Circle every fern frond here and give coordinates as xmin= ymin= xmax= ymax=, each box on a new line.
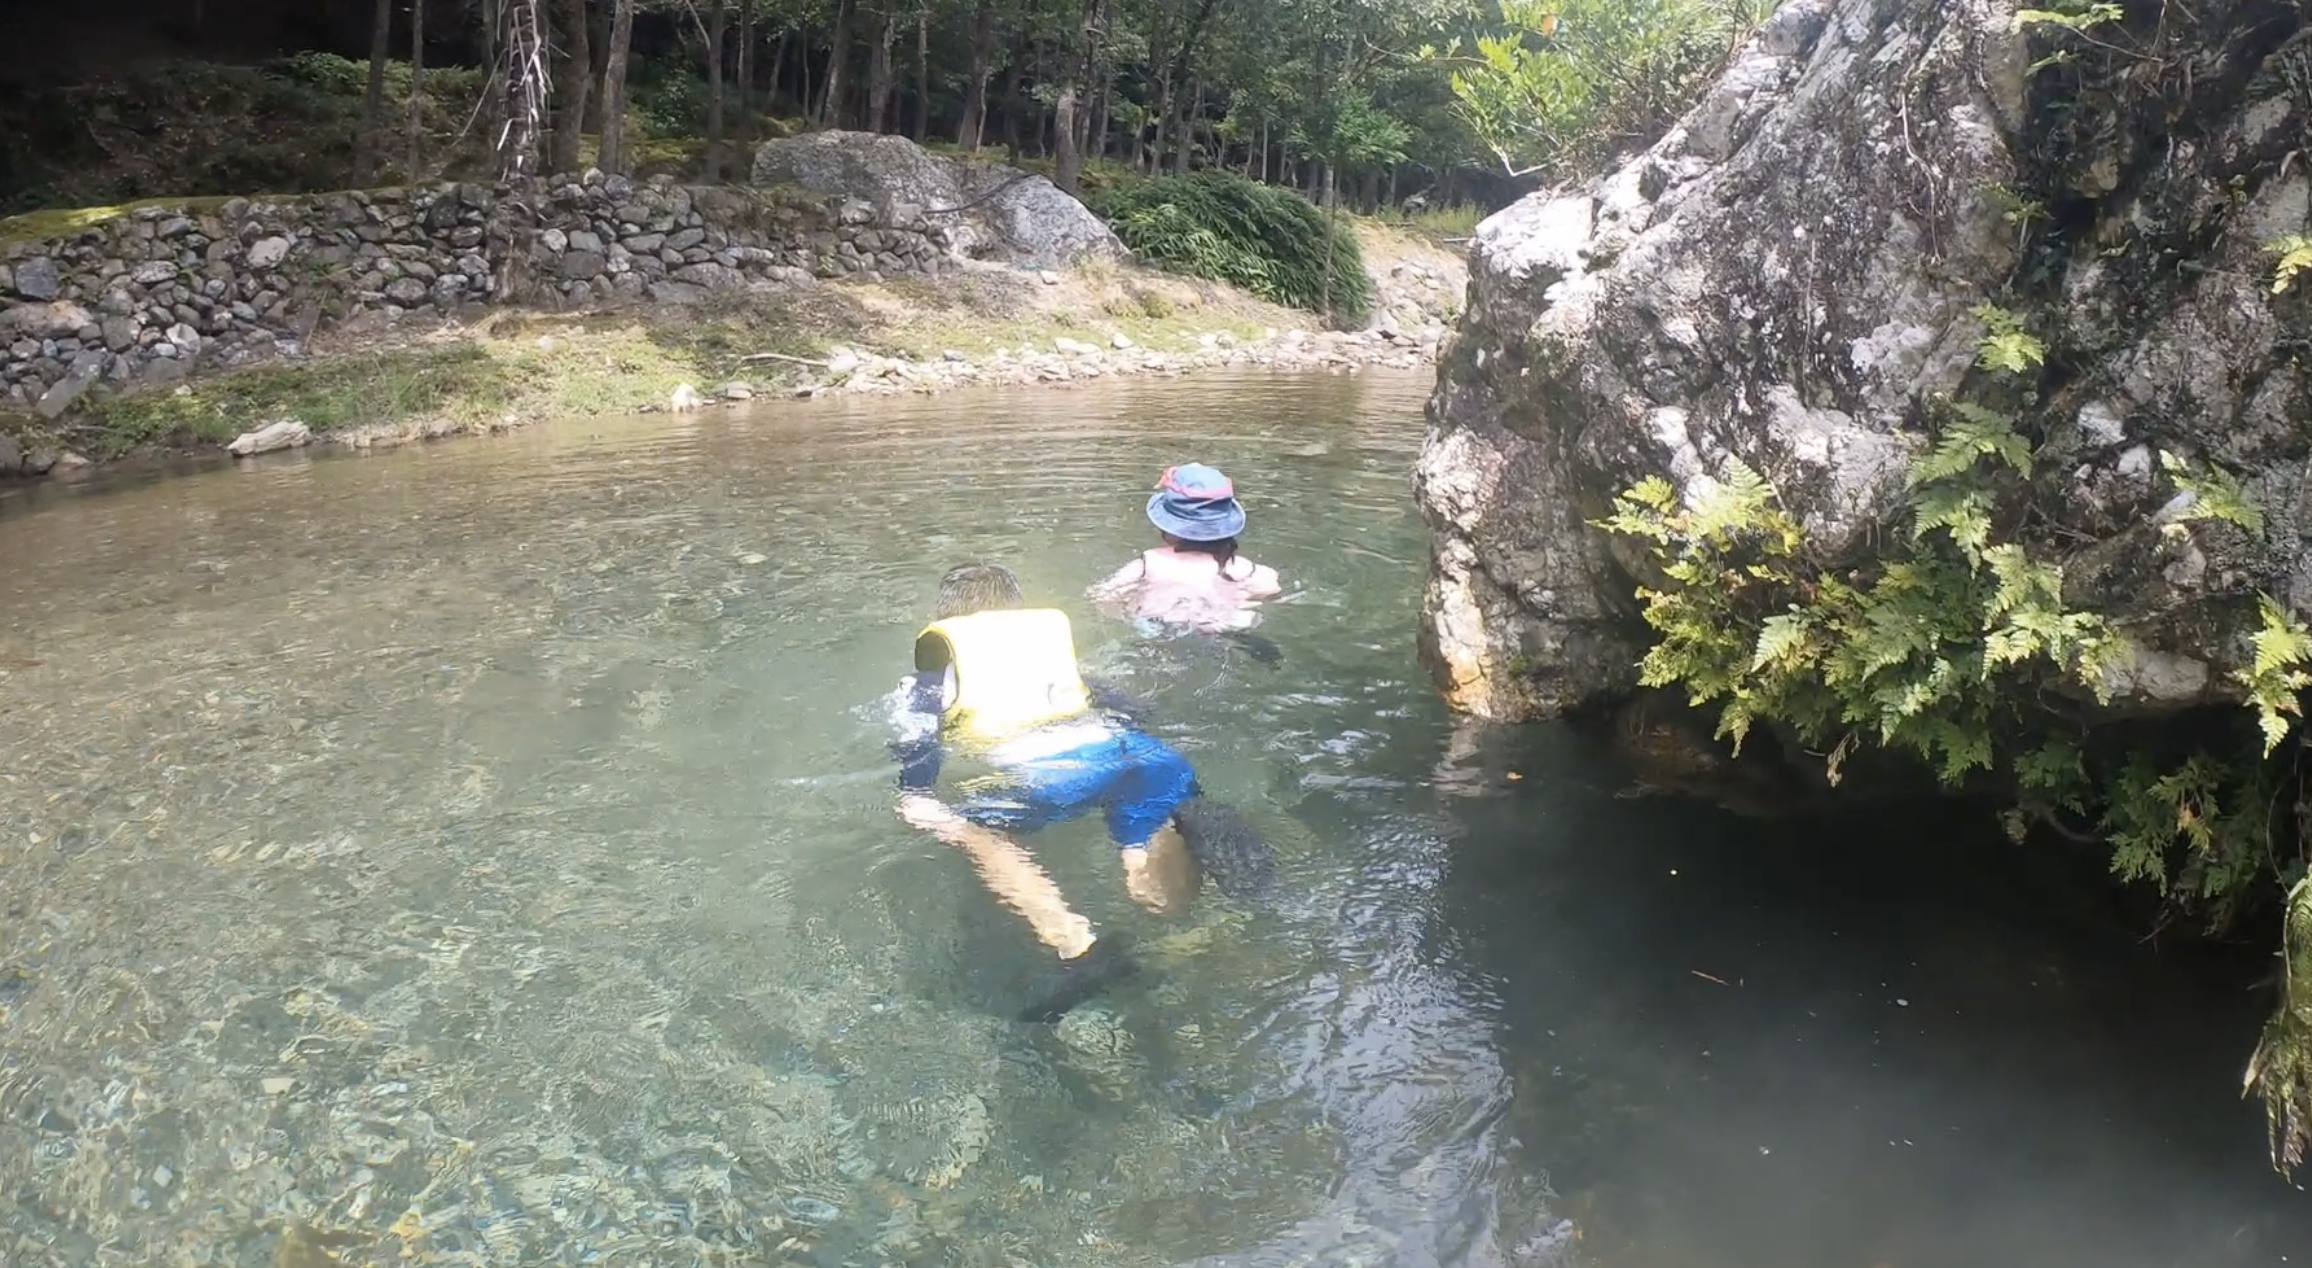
xmin=2269 ymin=234 xmax=2312 ymax=295
xmin=2161 ymin=452 xmax=2266 ymax=535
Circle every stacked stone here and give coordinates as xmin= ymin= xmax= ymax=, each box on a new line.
xmin=0 ymin=174 xmax=954 ymax=417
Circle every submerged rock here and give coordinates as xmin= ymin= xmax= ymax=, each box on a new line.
xmin=1415 ymin=0 xmax=2312 ymax=723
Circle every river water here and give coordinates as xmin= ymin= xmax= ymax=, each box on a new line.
xmin=1 ymin=369 xmax=2307 ymax=1268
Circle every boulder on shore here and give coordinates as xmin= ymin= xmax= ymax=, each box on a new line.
xmin=750 ymin=131 xmax=1125 ymax=272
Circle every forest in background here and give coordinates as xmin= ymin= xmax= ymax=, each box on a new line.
xmin=0 ymin=0 xmax=1777 ymax=224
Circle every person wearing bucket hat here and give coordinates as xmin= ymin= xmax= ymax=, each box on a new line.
xmin=1089 ymin=462 xmax=1281 ymax=633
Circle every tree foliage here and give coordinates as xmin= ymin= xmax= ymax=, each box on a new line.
xmin=4 ymin=0 xmax=1752 ymax=228
xmin=1432 ymin=0 xmax=1773 ymax=179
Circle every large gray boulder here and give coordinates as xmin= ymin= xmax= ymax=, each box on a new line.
xmin=1415 ymin=0 xmax=2312 ymax=722
xmin=750 ymin=130 xmax=1125 ymax=271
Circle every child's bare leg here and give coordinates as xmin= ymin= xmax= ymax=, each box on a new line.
xmin=899 ymin=795 xmax=1096 ymax=958
xmin=1119 ymin=822 xmax=1197 ymax=915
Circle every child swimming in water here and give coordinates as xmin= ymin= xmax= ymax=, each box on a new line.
xmin=891 ymin=563 xmax=1275 ymax=1020
xmin=1088 ymin=463 xmax=1282 ymax=635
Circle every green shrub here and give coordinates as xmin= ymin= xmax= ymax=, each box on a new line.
xmin=1091 ymin=172 xmax=1373 ymax=324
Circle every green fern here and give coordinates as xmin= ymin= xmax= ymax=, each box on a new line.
xmin=2236 ymin=593 xmax=2312 ymax=755
xmin=1909 ymin=400 xmax=2034 ymax=488
xmin=2161 ymin=452 xmax=2266 ymax=535
xmin=2268 ymin=234 xmax=2312 ymax=295
xmin=2012 ymin=2 xmax=2123 ymax=33
xmin=1969 ymin=303 xmax=2048 ymax=375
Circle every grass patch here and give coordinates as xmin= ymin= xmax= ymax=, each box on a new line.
xmin=0 ymin=195 xmax=246 ymax=248
xmin=60 ymin=318 xmax=748 ymax=458
xmin=1367 ymin=203 xmax=1486 ymax=241
xmin=71 ymin=345 xmax=515 ymax=457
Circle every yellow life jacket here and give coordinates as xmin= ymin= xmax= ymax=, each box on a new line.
xmin=915 ymin=608 xmax=1094 ymax=743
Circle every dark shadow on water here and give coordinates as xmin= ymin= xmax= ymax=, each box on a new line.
xmin=1431 ymin=721 xmax=2312 ymax=1268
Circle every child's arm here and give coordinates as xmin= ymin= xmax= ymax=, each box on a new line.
xmin=889 ymin=670 xmax=947 ymax=790
xmin=1084 ymin=676 xmax=1156 ymax=726
xmin=1086 ymin=556 xmax=1145 ymax=602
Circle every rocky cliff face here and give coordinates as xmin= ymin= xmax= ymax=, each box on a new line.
xmin=1415 ymin=0 xmax=2311 ymax=722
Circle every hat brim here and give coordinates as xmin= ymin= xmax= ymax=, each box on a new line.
xmin=1147 ymin=491 xmax=1246 ymax=541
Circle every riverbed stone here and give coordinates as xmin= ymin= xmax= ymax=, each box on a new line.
xmin=3 ymin=299 xmax=94 ymax=340
xmin=246 ymin=236 xmax=292 ymax=268
xmin=558 ymin=250 xmax=607 ymax=282
xmin=671 ymin=262 xmax=743 ymax=290
xmin=12 ymin=257 xmax=60 ymax=300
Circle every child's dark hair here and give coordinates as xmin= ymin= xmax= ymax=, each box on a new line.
xmin=1158 ymin=532 xmax=1249 ymax=579
xmin=936 ymin=563 xmax=1025 ymax=619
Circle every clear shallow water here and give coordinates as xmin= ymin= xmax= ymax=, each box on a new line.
xmin=0 ymin=368 xmax=2306 ymax=1268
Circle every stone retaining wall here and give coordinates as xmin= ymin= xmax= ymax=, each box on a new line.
xmin=0 ymin=171 xmax=953 ymax=418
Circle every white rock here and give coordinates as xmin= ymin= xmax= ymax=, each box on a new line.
xmin=226 ymin=419 xmax=312 ymax=457
xmin=669 ymin=383 xmax=706 ymax=411
xmin=1110 ymin=333 xmax=1135 ymax=349
xmin=246 ymin=236 xmax=292 ymax=269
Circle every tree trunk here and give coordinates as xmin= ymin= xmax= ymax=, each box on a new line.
xmin=1157 ymin=0 xmax=1219 ymax=174
xmin=822 ymin=0 xmax=854 ymax=127
xmin=802 ymin=28 xmax=821 ymax=120
xmin=1169 ymin=75 xmax=1199 ymax=174
xmin=495 ymin=0 xmax=550 ymax=302
xmin=768 ymin=29 xmax=788 ymax=109
xmin=1050 ymin=0 xmax=1101 ymax=195
xmin=912 ymin=2 xmax=930 ymax=141
xmin=498 ymin=0 xmax=548 ymax=184
xmin=405 ymin=0 xmax=426 ymax=180
xmin=867 ymin=2 xmax=896 ymax=133
xmin=736 ymin=0 xmax=755 ymax=155
xmin=1147 ymin=67 xmax=1172 ymax=172
xmin=598 ymin=0 xmax=635 ymax=173
xmin=704 ymin=0 xmax=727 ymax=179
xmin=1318 ymin=162 xmax=1338 ymax=324
xmin=353 ymin=0 xmax=393 ymax=185
xmin=999 ymin=54 xmax=1023 ymax=161
xmin=548 ymin=0 xmax=591 ymax=176
xmin=958 ymin=0 xmax=996 ymax=151
xmin=1087 ymin=58 xmax=1112 ymax=160
xmin=583 ymin=0 xmax=612 ymax=129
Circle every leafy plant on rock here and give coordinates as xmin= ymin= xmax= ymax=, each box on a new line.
xmin=1597 ymin=299 xmax=2312 ymax=1175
